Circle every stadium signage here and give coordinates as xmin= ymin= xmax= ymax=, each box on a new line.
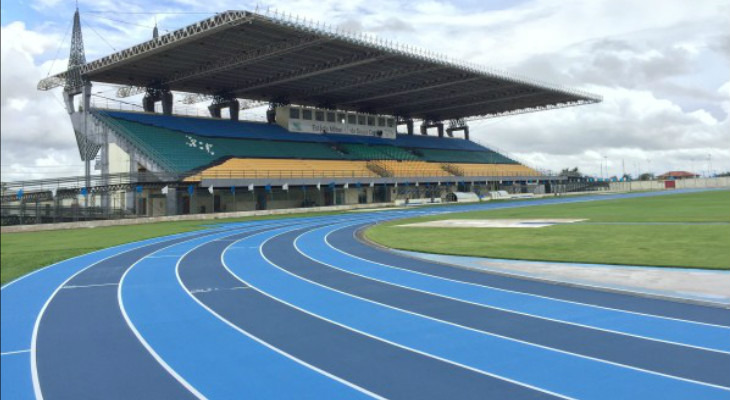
xmin=278 ymin=106 xmax=396 ymax=139
xmin=185 ymin=135 xmax=215 ymax=156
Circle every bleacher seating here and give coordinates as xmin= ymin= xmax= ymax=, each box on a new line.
xmin=341 ymin=144 xmax=418 ymax=161
xmin=97 ymin=114 xmax=346 ymax=173
xmin=94 ymin=110 xmax=539 ymax=179
xmin=97 ymin=110 xmax=487 ymax=150
xmin=373 ymin=161 xmax=451 ymax=177
xmin=187 ymin=158 xmax=378 ymax=181
xmin=417 ymin=148 xmax=517 ymax=164
xmin=450 ymin=163 xmax=539 ymax=177
xmin=376 ymin=145 xmax=418 ymax=160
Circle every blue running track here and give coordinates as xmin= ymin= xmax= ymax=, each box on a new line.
xmin=2 ymin=189 xmax=729 ymax=399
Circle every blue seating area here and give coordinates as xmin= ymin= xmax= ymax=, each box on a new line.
xmin=97 ymin=110 xmax=488 ymax=151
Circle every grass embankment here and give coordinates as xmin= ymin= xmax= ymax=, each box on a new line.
xmin=0 ymin=211 xmax=344 ymax=285
xmin=366 ymin=190 xmax=730 ymax=269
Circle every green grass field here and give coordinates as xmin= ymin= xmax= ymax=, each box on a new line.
xmin=366 ymin=190 xmax=730 ymax=270
xmin=0 ymin=210 xmax=345 ymax=285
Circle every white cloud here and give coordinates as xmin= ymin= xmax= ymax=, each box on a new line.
xmin=2 ymin=0 xmax=729 ymax=182
xmin=470 ymin=83 xmax=730 ymax=176
xmin=1 ymin=22 xmax=81 ymax=180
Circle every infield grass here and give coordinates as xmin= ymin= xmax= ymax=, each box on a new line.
xmin=0 ymin=210 xmax=344 ymax=285
xmin=365 ymin=190 xmax=730 ymax=270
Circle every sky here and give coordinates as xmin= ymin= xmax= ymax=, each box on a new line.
xmin=1 ymin=0 xmax=729 ymax=181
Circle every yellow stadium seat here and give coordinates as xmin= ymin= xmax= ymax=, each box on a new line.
xmin=447 ymin=163 xmax=539 ymax=177
xmin=185 ymin=158 xmax=379 ymax=181
xmin=372 ymin=161 xmax=451 ymax=177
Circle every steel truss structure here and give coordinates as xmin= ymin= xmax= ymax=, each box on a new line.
xmin=39 ymin=9 xmax=600 ymax=121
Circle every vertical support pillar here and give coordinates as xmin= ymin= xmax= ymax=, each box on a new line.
xmin=82 ymin=82 xmax=92 ymax=208
xmin=143 ymin=87 xmax=172 ymax=114
xmin=126 ymin=152 xmax=138 ymax=213
xmin=208 ymin=104 xmax=222 ymax=118
xmin=165 ymin=187 xmax=178 ymax=216
xmin=229 ymin=100 xmax=240 ymax=121
xmin=100 ymin=125 xmax=110 ymax=209
xmin=162 ymin=91 xmax=173 ymax=115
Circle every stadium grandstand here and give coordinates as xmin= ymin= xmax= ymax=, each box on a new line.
xmin=1 ymin=8 xmax=601 ymax=225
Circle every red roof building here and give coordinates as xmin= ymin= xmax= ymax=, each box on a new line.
xmin=657 ymin=171 xmax=700 ymax=180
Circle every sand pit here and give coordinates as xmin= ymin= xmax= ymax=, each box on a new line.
xmin=398 ymin=219 xmax=586 ymax=228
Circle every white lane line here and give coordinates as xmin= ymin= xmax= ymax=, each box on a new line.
xmin=1 ymin=230 xmax=202 ymax=291
xmin=220 ymin=229 xmax=574 ymax=400
xmin=114 ymin=220 xmax=324 ymax=399
xmin=282 ymin=228 xmax=730 ymax=392
xmin=29 ymin=232 xmax=216 ymax=400
xmin=146 ymin=255 xmax=187 ymax=259
xmin=189 ymin=286 xmax=250 ymax=294
xmin=63 ymin=283 xmax=119 ymax=289
xmin=303 ymin=224 xmax=730 ymax=355
xmin=340 ymin=223 xmax=730 ymax=330
xmin=30 ymin=225 xmax=255 ymax=400
xmin=1 ymin=349 xmax=31 ymax=356
xmin=172 ymin=224 xmax=385 ymax=400
xmin=118 ymin=230 xmax=254 ymax=400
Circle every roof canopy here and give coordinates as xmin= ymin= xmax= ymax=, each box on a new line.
xmin=39 ymin=10 xmax=601 ymax=121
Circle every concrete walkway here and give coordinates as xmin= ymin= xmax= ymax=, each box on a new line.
xmin=395 ymin=250 xmax=730 ymax=307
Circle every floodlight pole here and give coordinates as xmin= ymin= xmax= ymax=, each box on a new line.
xmin=707 ymin=154 xmax=712 ymax=178
xmin=64 ymin=8 xmax=96 ymax=208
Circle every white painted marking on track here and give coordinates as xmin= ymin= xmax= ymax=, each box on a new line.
xmin=307 ymin=223 xmax=730 ymax=355
xmin=189 ymin=286 xmax=250 ymax=294
xmin=29 ymin=225 xmax=251 ymax=400
xmin=118 ymin=233 xmax=242 ymax=400
xmin=62 ymin=283 xmax=119 ymax=289
xmin=25 ymin=217 xmax=365 ymax=400
xmin=28 ymin=234 xmax=205 ymax=400
xmin=1 ymin=230 xmax=199 ymax=291
xmin=278 ymin=227 xmax=730 ymax=392
xmin=1 ymin=349 xmax=30 ymax=356
xmin=220 ymin=228 xmax=575 ymax=400
xmin=172 ymin=225 xmax=386 ymax=400
xmin=146 ymin=255 xmax=187 ymax=259
xmin=340 ymin=223 xmax=730 ymax=330
xmin=114 ymin=218 xmax=369 ymax=399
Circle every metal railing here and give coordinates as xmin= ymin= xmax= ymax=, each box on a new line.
xmin=2 ymin=171 xmax=180 ymax=192
xmin=1 ymin=204 xmax=132 ymax=226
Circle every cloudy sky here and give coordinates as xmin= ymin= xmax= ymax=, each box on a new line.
xmin=1 ymin=0 xmax=728 ymax=181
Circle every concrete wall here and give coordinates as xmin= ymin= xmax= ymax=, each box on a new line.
xmin=609 ymin=177 xmax=730 ymax=192
xmin=108 ymin=142 xmax=130 ymax=175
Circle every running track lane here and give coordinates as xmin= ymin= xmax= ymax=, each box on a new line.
xmin=120 ymin=223 xmax=379 ymax=399
xmin=1 ymin=230 xmax=204 ymax=400
xmin=32 ymin=230 xmax=239 ymax=399
xmin=14 ymin=216 xmax=371 ymax=399
xmin=177 ymin=225 xmax=553 ymax=399
xmin=30 ymin=217 xmax=350 ymax=399
xmin=331 ymin=223 xmax=730 ymax=326
xmin=307 ymin=222 xmax=730 ymax=352
xmin=289 ymin=224 xmax=730 ymax=387
xmin=224 ymin=227 xmax=730 ymax=399
xmin=3 ymin=188 xmax=729 ymax=399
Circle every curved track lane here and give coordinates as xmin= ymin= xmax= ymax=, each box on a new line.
xmin=2 ymin=189 xmax=729 ymax=399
